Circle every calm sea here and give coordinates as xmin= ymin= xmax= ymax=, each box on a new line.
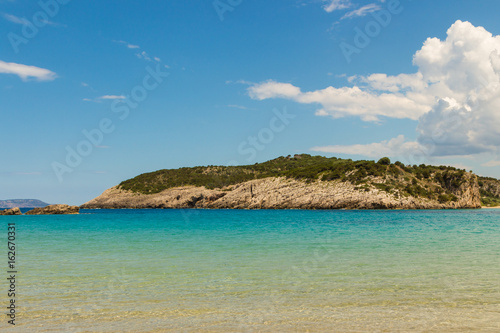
xmin=1 ymin=209 xmax=499 ymax=332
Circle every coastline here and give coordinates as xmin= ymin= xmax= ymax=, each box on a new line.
xmin=81 ymin=175 xmax=482 ymax=210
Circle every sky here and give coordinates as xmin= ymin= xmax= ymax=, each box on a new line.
xmin=1 ymin=0 xmax=500 ymax=205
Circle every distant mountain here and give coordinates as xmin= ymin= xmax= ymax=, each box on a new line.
xmin=0 ymin=199 xmax=49 ymax=209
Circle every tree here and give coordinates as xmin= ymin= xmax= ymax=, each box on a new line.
xmin=377 ymin=157 xmax=391 ymax=165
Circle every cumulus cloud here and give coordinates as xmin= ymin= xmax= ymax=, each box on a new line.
xmin=249 ymin=20 xmax=500 ymax=157
xmin=0 ymin=60 xmax=57 ymax=81
xmin=249 ymin=81 xmax=301 ymax=100
xmin=248 ymin=79 xmax=428 ymax=121
xmin=414 ymin=21 xmax=500 ymax=156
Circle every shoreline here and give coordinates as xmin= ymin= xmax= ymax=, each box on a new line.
xmin=79 ymin=207 xmax=485 ymax=211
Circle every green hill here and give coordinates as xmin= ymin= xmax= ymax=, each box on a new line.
xmin=117 ymin=154 xmax=498 ymax=205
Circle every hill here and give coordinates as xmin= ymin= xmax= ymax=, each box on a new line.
xmin=82 ymin=155 xmax=500 ymax=210
xmin=0 ymin=199 xmax=49 ymax=209
xmin=478 ymin=176 xmax=500 ymax=207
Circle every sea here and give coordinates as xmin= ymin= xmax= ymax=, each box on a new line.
xmin=1 ymin=209 xmax=499 ymax=332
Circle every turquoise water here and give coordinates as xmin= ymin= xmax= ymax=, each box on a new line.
xmin=1 ymin=209 xmax=499 ymax=332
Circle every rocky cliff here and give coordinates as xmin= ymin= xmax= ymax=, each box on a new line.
xmin=82 ymin=155 xmax=484 ymax=210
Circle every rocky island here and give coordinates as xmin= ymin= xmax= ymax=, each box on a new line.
xmin=82 ymin=155 xmax=500 ymax=210
xmin=0 ymin=205 xmax=80 ymax=216
xmin=24 ymin=204 xmax=80 ymax=215
xmin=0 ymin=207 xmax=22 ymax=216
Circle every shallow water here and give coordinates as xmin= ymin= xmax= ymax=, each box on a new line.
xmin=2 ymin=209 xmax=499 ymax=332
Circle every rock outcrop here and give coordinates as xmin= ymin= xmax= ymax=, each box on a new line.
xmin=0 ymin=207 xmax=22 ymax=216
xmin=81 ymin=175 xmax=482 ymax=210
xmin=25 ymin=204 xmax=79 ymax=215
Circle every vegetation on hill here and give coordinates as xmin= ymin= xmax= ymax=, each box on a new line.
xmin=478 ymin=176 xmax=500 ymax=207
xmin=118 ymin=154 xmax=492 ymax=204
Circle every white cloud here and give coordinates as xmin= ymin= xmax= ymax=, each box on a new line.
xmin=341 ymin=3 xmax=381 ymax=20
xmin=2 ymin=13 xmax=63 ymax=27
xmin=323 ymin=0 xmax=352 ymax=12
xmin=248 ymin=80 xmax=428 ymax=121
xmin=2 ymin=13 xmax=28 ymax=25
xmin=113 ymin=40 xmax=140 ymax=49
xmin=249 ymin=80 xmax=301 ymax=100
xmin=136 ymin=51 xmax=153 ymax=62
xmin=358 ymin=73 xmax=427 ymax=92
xmin=98 ymin=95 xmax=126 ymax=100
xmin=414 ymin=21 xmax=500 ymax=156
xmin=38 ymin=18 xmax=64 ymax=27
xmin=312 ymin=135 xmax=422 ymax=158
xmin=113 ymin=40 xmax=167 ymax=66
xmin=482 ymin=160 xmax=500 ymax=167
xmin=0 ymin=60 xmax=57 ymax=81
xmin=249 ymin=20 xmax=500 ymax=157
xmin=227 ymin=104 xmax=252 ymax=110
xmin=85 ymin=95 xmax=126 ymax=102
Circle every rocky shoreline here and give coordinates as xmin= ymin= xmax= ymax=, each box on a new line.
xmin=81 ymin=176 xmax=482 ymax=210
xmin=0 ymin=207 xmax=22 ymax=216
xmin=0 ymin=204 xmax=79 ymax=216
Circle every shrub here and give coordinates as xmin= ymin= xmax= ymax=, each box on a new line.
xmin=117 ymin=154 xmax=481 ymax=195
xmin=438 ymin=194 xmax=459 ymax=203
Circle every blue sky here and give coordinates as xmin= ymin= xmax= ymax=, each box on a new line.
xmin=1 ymin=0 xmax=500 ymax=205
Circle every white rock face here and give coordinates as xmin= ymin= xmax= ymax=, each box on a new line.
xmin=81 ymin=176 xmax=481 ymax=210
